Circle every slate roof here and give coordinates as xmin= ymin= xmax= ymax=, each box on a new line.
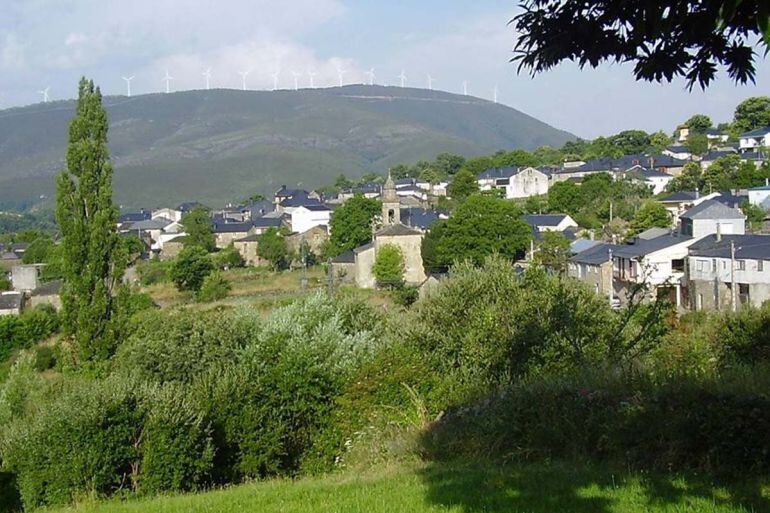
xmin=280 ymin=196 xmax=325 ymax=208
xmin=570 ymin=238 xmax=602 ymax=255
xmin=118 ymin=210 xmax=151 ymax=223
xmin=741 ymin=151 xmax=766 ymax=161
xmin=659 ymin=191 xmax=698 ymax=203
xmin=637 ymin=227 xmax=670 ymax=240
xmin=750 ymin=184 xmax=770 ymax=191
xmin=275 ymin=186 xmax=309 ymax=198
xmin=575 ymin=154 xmax=687 ymax=174
xmin=705 ymin=128 xmax=724 ymax=136
xmin=612 ymin=233 xmax=692 ymax=259
xmin=523 ymin=214 xmax=569 ymax=227
xmin=32 ymin=280 xmax=62 ymax=296
xmin=477 ymin=167 xmax=520 ymax=180
xmin=1 ymin=252 xmax=20 ymax=261
xmin=251 ymin=217 xmax=284 ymax=228
xmin=712 ymin=191 xmax=747 ymax=209
xmin=0 ymin=292 xmax=22 ymax=311
xmin=127 ymin=218 xmax=172 ymax=231
xmin=626 ymin=167 xmax=672 ymax=179
xmin=212 ymin=221 xmax=254 ymax=233
xmin=571 ymin=243 xmax=621 ymax=265
xmin=680 ymin=199 xmax=744 ymax=220
xmin=376 ymin=224 xmax=422 ymax=237
xmin=234 ymin=234 xmax=260 ymax=242
xmin=297 ymin=204 xmax=332 ymax=212
xmin=353 ymin=242 xmax=375 ymax=253
xmin=331 ymin=250 xmax=355 ymax=264
xmin=739 ymin=126 xmax=770 ymax=138
xmin=702 ymin=150 xmax=736 ymax=161
xmin=689 ymin=234 xmax=770 ymax=260
xmin=401 ymin=208 xmax=442 ymax=230
xmin=665 ymin=145 xmax=690 ymax=153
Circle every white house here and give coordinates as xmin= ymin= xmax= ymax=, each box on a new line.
xmin=748 ymin=184 xmax=770 ymax=211
xmin=477 ymin=167 xmax=549 ymax=199
xmin=290 ymin=204 xmax=332 ymax=234
xmin=522 ymin=214 xmax=578 ymax=233
xmin=623 ymin=166 xmax=673 ymax=195
xmin=152 ymin=207 xmax=182 ymax=223
xmin=679 ymin=199 xmax=745 ymax=239
xmin=687 ymin=234 xmax=770 ymax=310
xmin=663 ymin=146 xmax=692 ymax=160
xmin=739 ymin=126 xmax=770 ymax=152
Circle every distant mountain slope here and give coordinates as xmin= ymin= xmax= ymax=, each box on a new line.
xmin=0 ymin=85 xmax=574 ymax=210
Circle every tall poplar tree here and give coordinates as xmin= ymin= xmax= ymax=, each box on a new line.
xmin=56 ymin=78 xmax=126 ymax=362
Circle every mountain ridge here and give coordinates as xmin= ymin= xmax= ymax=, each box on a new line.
xmin=0 ymin=85 xmax=574 ymax=210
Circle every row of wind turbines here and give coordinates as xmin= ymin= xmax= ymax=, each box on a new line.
xmin=35 ymin=67 xmax=500 ymax=104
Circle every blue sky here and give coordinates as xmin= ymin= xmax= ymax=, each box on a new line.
xmin=1 ymin=0 xmax=768 ymax=139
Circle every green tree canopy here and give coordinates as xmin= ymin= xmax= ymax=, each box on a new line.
xmin=181 ymin=206 xmax=215 ymax=252
xmin=421 ymin=195 xmax=531 ymax=272
xmin=170 ymin=246 xmax=213 ymax=292
xmin=447 ymin=169 xmax=480 ymax=202
xmin=547 ymin=181 xmax=581 ymax=214
xmin=327 ymin=194 xmax=381 ymax=257
xmin=257 ymin=227 xmax=290 ymax=270
xmin=685 ymin=133 xmax=709 ymax=156
xmin=55 ymin=78 xmax=127 ymax=362
xmin=372 ymin=244 xmax=405 ymax=289
xmin=534 ymin=231 xmax=571 ymax=274
xmin=733 ymin=96 xmax=770 ymax=133
xmin=630 ymin=201 xmax=671 ymax=235
xmin=21 ymin=236 xmax=54 ymax=265
xmin=685 ymin=114 xmax=713 ymax=134
xmin=649 ymin=131 xmax=672 ymax=152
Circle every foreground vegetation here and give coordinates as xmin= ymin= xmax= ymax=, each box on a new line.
xmin=48 ymin=461 xmax=769 ymax=513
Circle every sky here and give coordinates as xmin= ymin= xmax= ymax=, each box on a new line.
xmin=1 ymin=0 xmax=769 ymax=139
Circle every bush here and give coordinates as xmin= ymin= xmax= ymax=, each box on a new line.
xmin=170 ymin=247 xmax=213 ymax=292
xmin=33 ymin=346 xmax=56 ymax=372
xmin=0 ymin=305 xmax=59 ymax=362
xmin=195 ymin=272 xmax=231 ymax=303
xmin=421 ymin=371 xmax=770 ymax=476
xmin=136 ymin=260 xmax=172 ymax=286
xmin=0 ymin=276 xmax=10 ymax=292
xmin=392 ymin=284 xmax=419 ymax=307
xmin=212 ymin=245 xmax=244 ymax=270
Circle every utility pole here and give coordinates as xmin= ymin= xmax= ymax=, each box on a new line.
xmin=609 ymin=201 xmax=613 ymax=223
xmin=327 ymin=257 xmax=334 ymax=296
xmin=608 ymin=247 xmax=614 ymax=307
xmin=730 ymin=240 xmax=737 ymax=312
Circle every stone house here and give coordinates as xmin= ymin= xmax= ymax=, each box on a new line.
xmin=686 ymin=234 xmax=770 ymax=311
xmin=477 ymin=166 xmax=550 ymax=199
xmin=679 ymin=199 xmax=746 ymax=239
xmin=29 ymin=280 xmax=63 ymax=311
xmin=568 ymin=243 xmax=618 ymax=298
xmin=0 ymin=291 xmax=23 ymax=316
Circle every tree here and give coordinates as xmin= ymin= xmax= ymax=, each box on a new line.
xmin=703 ymin=154 xmax=742 ymax=192
xmin=609 ymin=130 xmax=650 ymax=154
xmin=447 ymin=169 xmax=480 ymax=202
xmin=685 ymin=133 xmax=709 ymax=156
xmin=372 ymin=244 xmax=405 ymax=289
xmin=649 ymin=131 xmax=672 ymax=152
xmin=741 ymin=201 xmax=767 ymax=232
xmin=422 ymin=195 xmax=531 ymax=272
xmin=21 ymin=236 xmax=54 ymax=264
xmin=535 ymin=231 xmax=571 ymax=274
xmin=512 ymin=1 xmax=769 ymax=89
xmin=669 ymin=162 xmax=704 ymax=191
xmin=257 ymin=227 xmax=290 ymax=270
xmin=630 ymin=201 xmax=671 ymax=234
xmin=733 ymin=96 xmax=770 ymax=133
xmin=181 ymin=206 xmax=215 ymax=252
xmin=213 ymin=244 xmax=244 ymax=270
xmin=685 ymin=114 xmax=713 ymax=134
xmin=334 ymin=174 xmax=353 ymax=190
xmin=434 ymin=153 xmax=466 ymax=175
xmin=55 ymin=78 xmax=127 ymax=362
xmin=170 ymin=246 xmax=213 ymax=292
xmin=547 ymin=181 xmax=581 ymax=214
xmin=195 ymin=272 xmax=232 ymax=302
xmin=493 ymin=149 xmax=539 ymax=168
xmin=327 ymin=194 xmax=381 ymax=256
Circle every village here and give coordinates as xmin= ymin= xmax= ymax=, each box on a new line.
xmin=2 ymin=124 xmax=769 ymax=317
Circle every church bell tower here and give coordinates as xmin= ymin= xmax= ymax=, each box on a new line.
xmin=382 ymin=172 xmax=401 ymax=226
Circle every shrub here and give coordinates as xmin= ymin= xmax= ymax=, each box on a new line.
xmin=136 ymin=260 xmax=172 ymax=286
xmin=169 ymin=246 xmax=213 ymax=292
xmin=33 ymin=346 xmax=56 ymax=372
xmin=195 ymin=272 xmax=231 ymax=302
xmin=372 ymin=244 xmax=405 ymax=289
xmin=212 ymin=244 xmax=244 ymax=270
xmin=392 ymin=284 xmax=419 ymax=307
xmin=0 ymin=277 xmax=10 ymax=292
xmin=0 ymin=305 xmax=59 ymax=362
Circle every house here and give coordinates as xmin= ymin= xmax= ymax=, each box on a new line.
xmin=0 ymin=291 xmax=23 ymax=316
xmin=232 ymin=235 xmax=264 ymax=267
xmin=611 ymin=233 xmax=697 ymax=308
xmin=290 ymin=204 xmax=332 ymax=234
xmin=622 ymin=166 xmax=673 ymax=195
xmin=395 ymin=185 xmax=429 ymax=202
xmin=477 ymin=167 xmax=549 ymax=199
xmin=11 ymin=264 xmax=42 ymax=293
xmin=212 ymin=220 xmax=257 ymax=249
xmin=686 ymin=234 xmax=770 ymax=310
xmin=118 ymin=209 xmax=151 ymax=225
xmin=160 ymin=236 xmax=186 ymax=260
xmin=676 ymin=125 xmax=690 ymax=143
xmin=152 ymin=207 xmax=183 ymax=223
xmin=705 ymin=128 xmax=729 ymax=144
xmin=700 ymin=149 xmax=738 ymax=169
xmin=29 ymin=280 xmax=62 ymax=311
xmin=658 ymin=190 xmax=717 ymax=225
xmin=663 ymin=145 xmax=692 ymax=160
xmin=274 ymin=186 xmax=319 ymax=206
xmin=331 ymin=250 xmax=356 ymax=283
xmin=738 ymin=126 xmax=770 ymax=152
xmin=522 ymin=214 xmax=578 ymax=233
xmin=568 ymin=243 xmax=619 ymax=297
xmin=679 ymin=199 xmax=745 ymax=239
xmin=400 ymin=208 xmax=446 ymax=232
xmin=123 ymin=218 xmax=173 ymax=249
xmin=286 ymin=225 xmax=329 ymax=260
xmin=749 ymin=183 xmax=770 ymax=211
xmin=177 ymin=202 xmax=208 ymax=214
xmin=252 ymin=216 xmax=285 ymax=235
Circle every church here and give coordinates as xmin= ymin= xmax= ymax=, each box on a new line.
xmin=332 ymin=174 xmax=427 ymax=288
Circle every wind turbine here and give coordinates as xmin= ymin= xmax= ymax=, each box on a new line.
xmin=291 ymin=71 xmax=301 ymax=91
xmin=237 ymin=70 xmax=251 ymax=91
xmin=398 ymin=70 xmax=407 ymax=88
xmin=427 ymin=74 xmax=435 ymax=91
xmin=307 ymin=69 xmax=316 ymax=88
xmin=38 ymin=87 xmax=50 ymax=103
xmin=336 ymin=65 xmax=346 ymax=87
xmin=462 ymin=80 xmax=468 ymax=96
xmin=162 ymin=70 xmax=173 ymax=93
xmin=122 ymin=76 xmax=134 ymax=97
xmin=202 ymin=68 xmax=212 ymax=90
xmin=271 ymin=69 xmax=281 ymax=91
xmin=493 ymin=84 xmax=499 ymax=103
xmin=364 ymin=68 xmax=375 ymax=86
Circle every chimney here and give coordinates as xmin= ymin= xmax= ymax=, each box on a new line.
xmin=716 ymin=222 xmax=722 ymax=242
xmin=695 ymin=187 xmax=700 ymax=199
xmin=766 ymin=178 xmax=769 ymax=187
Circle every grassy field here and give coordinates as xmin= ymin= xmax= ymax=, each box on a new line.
xmin=50 ymin=461 xmax=769 ymax=513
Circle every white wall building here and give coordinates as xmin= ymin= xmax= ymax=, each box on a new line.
xmin=748 ymin=184 xmax=770 ymax=211
xmin=290 ymin=205 xmax=332 ymax=234
xmin=739 ymin=127 xmax=770 ymax=152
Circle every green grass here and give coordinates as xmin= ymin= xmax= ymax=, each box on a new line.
xmin=50 ymin=461 xmax=769 ymax=513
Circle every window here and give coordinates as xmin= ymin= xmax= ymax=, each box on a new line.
xmin=759 ymin=260 xmax=765 ymax=272
xmin=712 ymin=259 xmax=717 ymax=272
xmin=696 ymin=260 xmax=708 ymax=272
xmin=737 ymin=260 xmax=746 ymax=271
xmin=672 ymin=259 xmax=685 ymax=272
